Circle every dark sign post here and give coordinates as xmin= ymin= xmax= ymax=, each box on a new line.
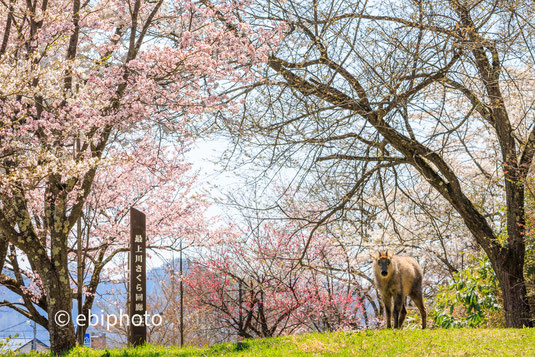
xmin=129 ymin=207 xmax=146 ymax=346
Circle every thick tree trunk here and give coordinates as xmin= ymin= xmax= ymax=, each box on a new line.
xmin=48 ymin=314 xmax=76 ymax=354
xmin=45 ymin=272 xmax=76 ymax=354
xmin=492 ymin=250 xmax=533 ymax=328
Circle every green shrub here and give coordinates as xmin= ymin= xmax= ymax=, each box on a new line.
xmin=431 ymin=255 xmax=503 ymax=328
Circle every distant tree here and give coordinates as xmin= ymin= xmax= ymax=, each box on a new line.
xmin=185 ymin=220 xmax=365 ymax=340
xmin=147 ymin=259 xmax=229 ymax=346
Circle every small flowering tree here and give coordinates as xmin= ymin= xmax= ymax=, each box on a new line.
xmin=185 ymin=221 xmax=365 ymax=340
xmin=0 ymin=0 xmax=279 ymax=353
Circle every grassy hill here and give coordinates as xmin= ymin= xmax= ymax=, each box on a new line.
xmin=13 ymin=328 xmax=535 ymax=356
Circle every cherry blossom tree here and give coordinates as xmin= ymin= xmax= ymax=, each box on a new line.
xmin=0 ymin=122 xmax=214 ymax=345
xmin=185 ymin=221 xmax=365 ymax=340
xmin=0 ymin=0 xmax=279 ymax=352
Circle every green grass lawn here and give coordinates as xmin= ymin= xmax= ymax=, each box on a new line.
xmin=13 ymin=328 xmax=535 ymax=356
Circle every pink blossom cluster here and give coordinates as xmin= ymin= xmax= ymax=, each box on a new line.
xmin=185 ymin=221 xmax=365 ymax=337
xmin=0 ymin=0 xmax=282 ymax=190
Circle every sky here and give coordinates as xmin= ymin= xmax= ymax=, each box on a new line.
xmin=147 ymin=136 xmax=235 ymax=269
xmin=185 ymin=136 xmax=235 ymax=218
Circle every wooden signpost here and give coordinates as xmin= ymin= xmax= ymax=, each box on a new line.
xmin=129 ymin=207 xmax=147 ymax=346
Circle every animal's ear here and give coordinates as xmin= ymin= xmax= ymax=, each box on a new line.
xmin=372 ymin=251 xmax=380 ymax=260
xmin=387 ymin=250 xmax=393 ymax=258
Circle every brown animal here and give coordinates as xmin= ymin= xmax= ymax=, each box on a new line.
xmin=372 ymin=250 xmax=426 ymax=329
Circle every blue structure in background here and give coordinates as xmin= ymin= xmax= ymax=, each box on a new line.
xmin=83 ymin=333 xmax=91 ymax=347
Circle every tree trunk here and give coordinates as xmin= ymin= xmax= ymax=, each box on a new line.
xmin=48 ymin=314 xmax=76 ymax=354
xmin=0 ymin=235 xmax=7 ymax=273
xmin=45 ymin=272 xmax=76 ymax=354
xmin=491 ymin=248 xmax=533 ymax=328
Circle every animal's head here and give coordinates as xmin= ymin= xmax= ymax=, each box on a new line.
xmin=373 ymin=250 xmax=394 ymax=277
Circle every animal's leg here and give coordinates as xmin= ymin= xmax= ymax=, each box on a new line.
xmin=398 ymin=298 xmax=407 ymax=328
xmin=383 ymin=295 xmax=392 ymax=328
xmin=411 ymin=293 xmax=427 ymax=329
xmin=393 ymin=294 xmax=403 ymax=328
